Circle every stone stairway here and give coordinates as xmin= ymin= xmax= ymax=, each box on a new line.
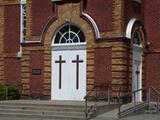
xmin=145 ymin=102 xmax=160 ymax=114
xmin=0 ymin=100 xmax=86 ymax=120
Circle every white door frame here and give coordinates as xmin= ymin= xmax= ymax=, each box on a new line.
xmin=51 ymin=24 xmax=87 ymax=101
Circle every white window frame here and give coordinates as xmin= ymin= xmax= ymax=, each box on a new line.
xmin=52 ymin=24 xmax=86 ymax=46
xmin=20 ymin=0 xmax=26 ymax=43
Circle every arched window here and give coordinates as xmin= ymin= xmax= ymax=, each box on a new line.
xmin=54 ymin=24 xmax=85 ymax=44
xmin=133 ymin=31 xmax=142 ymax=46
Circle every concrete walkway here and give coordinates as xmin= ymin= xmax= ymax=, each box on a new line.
xmin=121 ymin=114 xmax=160 ymax=120
xmin=93 ymin=110 xmax=160 ymax=120
xmin=0 ymin=100 xmax=85 ymax=106
xmin=0 ymin=114 xmax=160 ymax=120
xmin=0 ymin=117 xmax=54 ymax=120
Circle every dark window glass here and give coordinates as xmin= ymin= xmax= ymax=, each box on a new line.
xmin=133 ymin=31 xmax=141 ymax=45
xmin=54 ymin=24 xmax=85 ymax=44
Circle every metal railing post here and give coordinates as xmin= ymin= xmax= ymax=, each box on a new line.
xmin=118 ymin=96 xmax=121 ymax=118
xmin=133 ymin=91 xmax=136 ymax=112
xmin=147 ymin=87 xmax=150 ymax=110
xmin=5 ymin=85 xmax=8 ymax=100
xmin=157 ymin=96 xmax=160 ymax=113
xmin=94 ymin=87 xmax=97 ymax=112
xmin=108 ymin=87 xmax=110 ymax=104
xmin=85 ymin=98 xmax=88 ymax=118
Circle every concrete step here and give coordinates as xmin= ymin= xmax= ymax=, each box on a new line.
xmin=0 ymin=104 xmax=85 ymax=112
xmin=0 ymin=112 xmax=84 ymax=120
xmin=118 ymin=102 xmax=146 ymax=117
xmin=0 ymin=100 xmax=86 ymax=120
xmin=145 ymin=110 xmax=158 ymax=114
xmin=145 ymin=102 xmax=160 ymax=114
xmin=86 ymin=102 xmax=118 ymax=119
xmin=0 ymin=108 xmax=85 ymax=116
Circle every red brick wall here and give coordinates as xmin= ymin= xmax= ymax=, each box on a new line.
xmin=124 ymin=0 xmax=144 ymax=28
xmin=4 ymin=5 xmax=20 ymax=53
xmin=146 ymin=54 xmax=160 ymax=89
xmin=31 ymin=0 xmax=55 ymax=36
xmin=4 ymin=58 xmax=21 ymax=85
xmin=94 ymin=48 xmax=112 ymax=86
xmin=30 ymin=51 xmax=44 ymax=95
xmin=144 ymin=0 xmax=160 ymax=50
xmin=84 ymin=0 xmax=113 ymax=32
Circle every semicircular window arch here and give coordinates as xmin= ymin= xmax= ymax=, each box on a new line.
xmin=54 ymin=24 xmax=85 ymax=44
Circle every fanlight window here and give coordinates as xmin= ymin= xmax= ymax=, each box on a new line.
xmin=133 ymin=31 xmax=142 ymax=46
xmin=54 ymin=24 xmax=85 ymax=44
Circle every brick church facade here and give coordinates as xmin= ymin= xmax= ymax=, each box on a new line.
xmin=0 ymin=0 xmax=159 ymax=100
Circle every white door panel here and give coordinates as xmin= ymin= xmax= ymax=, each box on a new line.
xmin=132 ymin=46 xmax=142 ymax=102
xmin=51 ymin=50 xmax=86 ymax=101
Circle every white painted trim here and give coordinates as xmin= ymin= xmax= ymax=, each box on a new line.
xmin=51 ymin=42 xmax=86 ymax=47
xmin=20 ymin=4 xmax=23 ymax=43
xmin=81 ymin=12 xmax=100 ymax=38
xmin=52 ymin=45 xmax=86 ymax=51
xmin=52 ymin=24 xmax=86 ymax=46
xmin=24 ymin=41 xmax=41 ymax=43
xmin=19 ymin=1 xmax=27 ymax=58
xmin=20 ymin=0 xmax=26 ymax=4
xmin=125 ymin=18 xmax=138 ymax=39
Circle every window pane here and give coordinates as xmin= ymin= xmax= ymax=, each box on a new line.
xmin=54 ymin=24 xmax=85 ymax=44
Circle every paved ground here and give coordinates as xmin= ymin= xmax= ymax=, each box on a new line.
xmin=122 ymin=114 xmax=160 ymax=120
xmin=94 ymin=114 xmax=160 ymax=120
xmin=0 ymin=117 xmax=53 ymax=120
xmin=0 ymin=114 xmax=160 ymax=120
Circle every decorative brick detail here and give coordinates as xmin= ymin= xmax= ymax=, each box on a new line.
xmin=21 ymin=50 xmax=30 ymax=95
xmin=112 ymin=0 xmax=124 ymax=35
xmin=26 ymin=0 xmax=32 ymax=41
xmin=0 ymin=0 xmax=19 ymax=6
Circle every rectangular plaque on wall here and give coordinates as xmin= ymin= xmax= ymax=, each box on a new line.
xmin=32 ymin=69 xmax=41 ymax=75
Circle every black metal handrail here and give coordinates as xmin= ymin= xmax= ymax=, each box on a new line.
xmin=84 ymin=85 xmax=112 ymax=119
xmin=118 ymin=86 xmax=160 ymax=118
xmin=148 ymin=86 xmax=160 ymax=113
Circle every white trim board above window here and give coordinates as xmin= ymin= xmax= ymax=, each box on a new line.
xmin=21 ymin=0 xmax=26 ymax=4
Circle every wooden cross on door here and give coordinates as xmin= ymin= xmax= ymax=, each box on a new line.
xmin=55 ymin=55 xmax=66 ymax=89
xmin=72 ymin=55 xmax=84 ymax=90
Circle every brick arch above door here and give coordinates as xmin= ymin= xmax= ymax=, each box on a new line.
xmin=42 ymin=2 xmax=96 ymax=98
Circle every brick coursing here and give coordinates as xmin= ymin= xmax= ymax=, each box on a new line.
xmin=2 ymin=0 xmax=157 ymax=98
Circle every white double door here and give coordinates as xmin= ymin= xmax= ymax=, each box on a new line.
xmin=51 ymin=49 xmax=86 ymax=101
